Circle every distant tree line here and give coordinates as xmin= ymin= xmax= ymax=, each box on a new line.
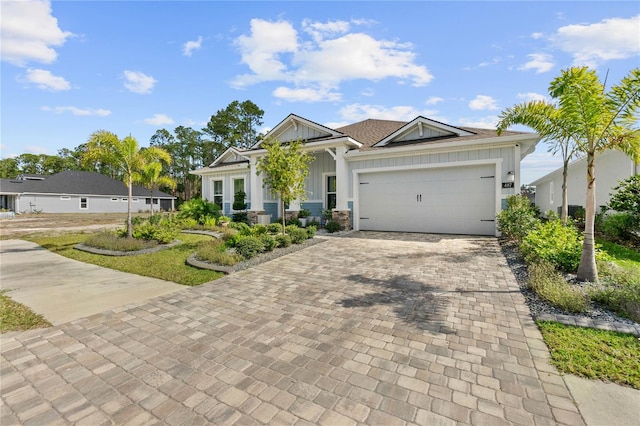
xmin=1 ymin=100 xmax=264 ymax=205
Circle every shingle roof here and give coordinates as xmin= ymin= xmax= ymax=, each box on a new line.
xmin=335 ymin=119 xmax=408 ymax=147
xmin=0 ymin=171 xmax=175 ymax=198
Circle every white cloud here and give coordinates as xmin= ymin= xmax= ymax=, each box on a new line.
xmin=425 ymin=96 xmax=444 ymax=106
xmin=183 ymin=36 xmax=203 ymax=56
xmin=231 ymin=18 xmax=433 ymax=102
xmin=123 ymin=70 xmax=157 ymax=94
xmin=552 ymin=15 xmax=640 ymax=67
xmin=1 ymin=0 xmax=73 ymax=66
xmin=20 ymin=68 xmax=70 ymax=91
xmin=273 ymin=86 xmax=341 ymax=102
xmin=531 ymin=32 xmax=544 ymax=40
xmin=519 ymin=53 xmax=554 ymax=74
xmin=517 ymin=92 xmax=547 ymax=102
xmin=25 ymin=145 xmax=49 ymax=154
xmin=337 ymin=103 xmax=441 ymax=122
xmin=457 ymin=116 xmax=499 ymax=129
xmin=144 ymin=114 xmax=174 ymax=126
xmin=42 ymin=106 xmax=111 ymax=116
xmin=469 ymin=95 xmax=499 ymax=111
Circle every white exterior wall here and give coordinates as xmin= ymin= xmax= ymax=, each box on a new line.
xmin=533 ymin=150 xmax=636 ymax=215
xmin=16 ymin=194 xmax=146 ymax=214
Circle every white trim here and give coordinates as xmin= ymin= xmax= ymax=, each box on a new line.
xmin=346 ymin=134 xmax=538 ymax=161
xmin=253 ymin=113 xmax=343 ymax=149
xmin=191 ymin=162 xmax=249 ymax=176
xmin=79 ymin=197 xmax=88 ymax=210
xmin=210 ymin=178 xmax=224 ymax=208
xmin=322 ymin=172 xmax=337 ymax=210
xmin=245 ymin=137 xmax=362 ymax=158
xmin=374 ymin=116 xmax=475 ymax=147
xmin=352 ymin=159 xmax=502 ymax=236
xmin=60 ymin=196 xmax=71 ymax=201
xmin=230 ymin=175 xmax=247 ymax=208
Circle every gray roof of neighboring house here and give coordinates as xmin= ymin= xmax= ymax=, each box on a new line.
xmin=0 ymin=170 xmax=175 ymax=198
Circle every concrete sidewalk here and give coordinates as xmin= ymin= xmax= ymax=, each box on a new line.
xmin=0 ymin=239 xmax=184 ymax=325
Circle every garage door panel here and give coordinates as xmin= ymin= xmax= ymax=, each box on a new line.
xmin=359 ymin=165 xmax=496 ymax=235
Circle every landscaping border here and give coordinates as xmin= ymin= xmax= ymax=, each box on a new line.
xmin=74 ymin=240 xmax=181 ymax=256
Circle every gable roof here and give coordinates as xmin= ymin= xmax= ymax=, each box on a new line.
xmin=251 ymin=113 xmax=346 ymax=149
xmin=0 ymin=171 xmax=175 ymax=198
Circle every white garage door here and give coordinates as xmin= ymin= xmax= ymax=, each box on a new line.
xmin=358 ymin=164 xmax=496 ymax=235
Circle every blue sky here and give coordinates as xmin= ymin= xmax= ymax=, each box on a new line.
xmin=1 ymin=1 xmax=638 ymax=184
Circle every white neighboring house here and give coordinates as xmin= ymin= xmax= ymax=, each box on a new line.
xmin=530 ymin=150 xmax=639 ymax=216
xmin=0 ymin=170 xmax=176 ymax=214
xmin=191 ymin=113 xmax=541 ymax=236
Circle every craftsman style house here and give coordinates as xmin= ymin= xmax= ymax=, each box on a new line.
xmin=191 ymin=114 xmax=540 ymax=236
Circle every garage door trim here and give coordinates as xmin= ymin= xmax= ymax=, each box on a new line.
xmin=352 ymin=159 xmax=502 ymax=236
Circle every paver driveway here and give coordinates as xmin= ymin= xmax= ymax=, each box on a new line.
xmin=1 ymin=232 xmax=584 ymax=425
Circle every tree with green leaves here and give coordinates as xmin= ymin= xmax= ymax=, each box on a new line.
xmin=83 ymin=130 xmax=172 ymax=238
xmin=256 ymin=138 xmax=314 ymax=233
xmin=0 ymin=158 xmax=19 ymax=179
xmin=498 ymin=67 xmax=640 ymax=282
xmin=134 ymin=160 xmax=176 ymax=216
xmin=203 ymin=100 xmax=264 ymax=150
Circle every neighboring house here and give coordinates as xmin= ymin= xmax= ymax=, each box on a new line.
xmin=0 ymin=170 xmax=175 ymax=214
xmin=531 ymin=149 xmax=639 ymax=216
xmin=191 ymin=114 xmax=541 ymax=236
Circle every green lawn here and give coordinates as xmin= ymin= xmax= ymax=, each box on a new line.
xmin=0 ymin=291 xmax=51 ymax=333
xmin=537 ymin=321 xmax=640 ymax=389
xmin=28 ymin=232 xmax=224 ymax=286
xmin=598 ymin=238 xmax=640 ymax=272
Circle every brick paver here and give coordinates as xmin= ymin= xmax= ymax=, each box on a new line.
xmin=1 ymin=232 xmax=585 ymax=425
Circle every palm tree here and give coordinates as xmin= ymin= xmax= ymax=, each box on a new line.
xmin=497 ymin=67 xmax=640 ymax=282
xmin=134 ymin=161 xmax=176 ymax=216
xmin=83 ymin=131 xmax=172 ymax=238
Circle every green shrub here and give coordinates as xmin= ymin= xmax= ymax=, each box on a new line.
xmin=287 ymin=218 xmax=302 ymax=227
xmin=232 ymin=212 xmax=248 ymax=224
xmin=267 ymin=223 xmax=283 ymax=234
xmin=591 ymin=261 xmax=640 ymax=322
xmin=251 ymin=224 xmax=268 ymax=235
xmin=148 ymin=214 xmax=163 ymax=225
xmin=229 ymin=221 xmax=251 ymax=235
xmin=286 ymin=225 xmax=308 ymax=244
xmin=520 ymin=220 xmax=582 ymax=272
xmin=325 ymin=220 xmax=341 ymax=233
xmin=235 ymin=236 xmax=265 ymax=259
xmin=260 ymin=234 xmax=277 ymax=252
xmin=306 ymin=225 xmax=317 ymax=238
xmin=528 ymin=261 xmax=589 ymax=313
xmin=178 ymin=218 xmax=199 ymax=229
xmin=85 ymin=231 xmax=155 ymax=251
xmin=130 ymin=216 xmax=145 ymax=226
xmin=307 ymin=219 xmax=320 ymax=229
xmin=131 ymin=221 xmax=179 ymax=244
xmin=601 ymin=213 xmax=639 ymax=242
xmin=177 ymin=198 xmax=220 ymax=224
xmin=275 ymin=234 xmax=292 ymax=248
xmin=196 ymin=241 xmax=243 ymax=266
xmin=497 ymin=195 xmax=540 ymax=241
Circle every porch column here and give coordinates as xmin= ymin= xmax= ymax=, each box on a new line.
xmin=335 ymin=146 xmax=349 ymax=210
xmin=248 ymin=157 xmax=264 ymax=212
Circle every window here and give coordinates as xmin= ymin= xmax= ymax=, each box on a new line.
xmin=233 ymin=177 xmax=245 ymax=196
xmin=145 ymin=198 xmax=158 ymax=205
xmin=121 ymin=198 xmax=127 ymax=202
xmin=132 ymin=198 xmax=139 ymax=203
xmin=212 ymin=180 xmax=223 ymax=209
xmin=326 ymin=175 xmax=336 ymax=210
xmin=111 ymin=198 xmax=119 ymax=202
xmin=60 ymin=196 xmax=71 ymax=201
xmin=80 ymin=197 xmax=88 ymax=209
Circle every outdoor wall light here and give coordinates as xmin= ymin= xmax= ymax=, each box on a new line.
xmin=507 ymin=171 xmax=515 ymax=182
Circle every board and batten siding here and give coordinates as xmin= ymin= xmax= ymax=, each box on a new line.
xmin=276 ymin=124 xmax=330 ymax=143
xmin=346 ymin=146 xmax=517 ymax=199
xmin=305 ymin=151 xmax=336 ymax=202
xmin=393 ymin=127 xmax=449 ymax=142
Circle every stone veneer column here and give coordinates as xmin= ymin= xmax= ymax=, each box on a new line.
xmin=247 ymin=211 xmax=265 ymax=225
xmin=332 ymin=210 xmax=351 ymax=231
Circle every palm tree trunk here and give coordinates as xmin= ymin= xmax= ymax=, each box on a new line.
xmin=149 ymin=189 xmax=154 ymax=216
xmin=281 ymin=199 xmax=286 ymax=234
xmin=561 ymin=160 xmax=569 ymax=225
xmin=127 ymin=175 xmax=133 ymax=239
xmin=577 ymin=151 xmax=597 ymax=282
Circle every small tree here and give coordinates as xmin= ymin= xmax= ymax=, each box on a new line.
xmin=83 ymin=130 xmax=171 ymax=238
xmin=134 ymin=161 xmax=176 ymax=216
xmin=256 ymin=138 xmax=313 ymax=233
